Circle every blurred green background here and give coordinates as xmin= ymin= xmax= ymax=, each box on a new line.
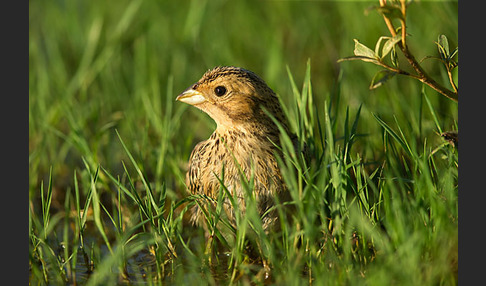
xmin=29 ymin=0 xmax=458 ymax=284
xmin=29 ymin=0 xmax=458 ymax=197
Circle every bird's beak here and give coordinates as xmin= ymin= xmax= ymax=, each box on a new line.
xmin=176 ymin=88 xmax=206 ymax=105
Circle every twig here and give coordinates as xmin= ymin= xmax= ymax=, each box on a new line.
xmin=378 ymin=0 xmax=458 ymax=102
xmin=447 ymin=69 xmax=458 ymax=94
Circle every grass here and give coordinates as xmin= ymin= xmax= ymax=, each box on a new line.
xmin=29 ymin=0 xmax=458 ymax=285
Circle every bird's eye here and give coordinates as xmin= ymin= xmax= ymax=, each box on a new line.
xmin=214 ymin=86 xmax=227 ymax=97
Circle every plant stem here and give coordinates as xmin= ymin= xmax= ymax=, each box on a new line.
xmin=400 ymin=0 xmax=407 ymax=48
xmin=447 ymin=69 xmax=458 ymax=94
xmin=378 ymin=0 xmax=458 ymax=102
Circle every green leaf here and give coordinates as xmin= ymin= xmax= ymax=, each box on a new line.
xmin=353 ymin=39 xmax=378 ymax=59
xmin=437 ymin=34 xmax=450 ymax=60
xmin=450 ymin=46 xmax=458 ymax=59
xmin=369 ymin=70 xmax=396 ymax=90
xmin=390 ymin=46 xmax=399 ymax=68
xmin=375 ymin=36 xmax=388 ymax=57
xmin=337 ymin=56 xmax=380 ymax=65
xmin=438 ymin=35 xmax=450 ymax=55
xmin=382 ymin=34 xmax=402 ymax=59
xmin=449 ymin=47 xmax=458 ymax=70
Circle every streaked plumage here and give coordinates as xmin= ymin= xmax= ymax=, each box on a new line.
xmin=177 ymin=66 xmax=295 ymax=231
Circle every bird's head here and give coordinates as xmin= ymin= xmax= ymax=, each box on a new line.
xmin=177 ymin=66 xmax=288 ymax=135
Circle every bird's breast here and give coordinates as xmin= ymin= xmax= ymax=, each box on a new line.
xmin=192 ymin=130 xmax=283 ymax=198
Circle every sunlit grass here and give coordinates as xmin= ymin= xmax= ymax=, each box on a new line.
xmin=29 ymin=0 xmax=458 ymax=285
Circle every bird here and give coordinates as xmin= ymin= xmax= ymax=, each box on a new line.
xmin=176 ymin=66 xmax=297 ymax=232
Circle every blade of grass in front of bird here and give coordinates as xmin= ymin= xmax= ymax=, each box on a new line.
xmin=239 ymin=164 xmax=267 ymax=239
xmin=212 ymin=170 xmax=239 ymax=236
xmin=172 ymin=198 xmax=198 ymax=259
xmin=194 ymin=192 xmax=232 ymax=251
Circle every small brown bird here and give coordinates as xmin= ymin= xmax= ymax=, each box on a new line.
xmin=177 ymin=66 xmax=295 ymax=231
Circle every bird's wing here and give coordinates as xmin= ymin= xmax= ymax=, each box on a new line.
xmin=186 ymin=141 xmax=206 ymax=195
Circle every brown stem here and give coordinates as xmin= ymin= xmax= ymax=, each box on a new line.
xmin=374 ymin=59 xmax=420 ymax=80
xmin=447 ymin=69 xmax=458 ymax=94
xmin=378 ymin=0 xmax=458 ymax=102
xmin=400 ymin=47 xmax=458 ymax=102
xmin=400 ymin=0 xmax=407 ymax=47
